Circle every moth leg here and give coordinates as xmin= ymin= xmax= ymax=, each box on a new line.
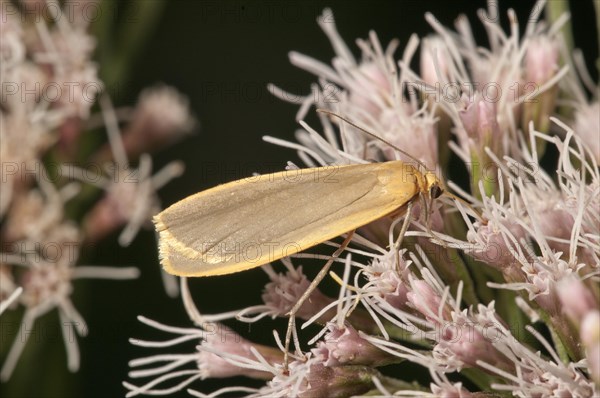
xmin=421 ymin=193 xmax=448 ymax=248
xmin=396 ymin=201 xmax=413 ymax=247
xmin=283 ymin=231 xmax=355 ymax=372
xmin=394 ymin=201 xmax=413 ymax=271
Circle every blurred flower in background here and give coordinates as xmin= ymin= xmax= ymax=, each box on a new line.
xmin=0 ymin=0 xmax=194 ymax=394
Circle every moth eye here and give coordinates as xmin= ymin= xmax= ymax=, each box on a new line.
xmin=430 ymin=185 xmax=443 ymax=199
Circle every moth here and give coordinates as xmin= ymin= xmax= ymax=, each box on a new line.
xmin=154 ymin=160 xmax=442 ymax=277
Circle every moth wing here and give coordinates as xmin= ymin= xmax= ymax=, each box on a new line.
xmin=154 ymin=161 xmax=419 ymax=277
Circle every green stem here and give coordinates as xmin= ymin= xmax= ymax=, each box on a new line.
xmin=538 ymin=310 xmax=582 ymax=362
xmin=448 ymin=247 xmax=480 ymax=306
xmin=363 ymin=373 xmax=428 ymax=395
xmin=95 ymin=0 xmax=166 ymax=91
xmin=91 ymin=0 xmax=115 ymax=69
xmin=460 ymin=367 xmax=492 ymax=391
xmin=443 ymin=209 xmax=484 ymax=306
xmin=463 ymin=256 xmax=497 ymax=304
xmin=470 ymin=152 xmax=483 ymax=202
xmin=549 ymin=324 xmax=571 ymax=364
xmin=101 ymin=0 xmax=165 ymax=88
xmin=384 ymin=325 xmax=432 ymax=349
xmin=495 ymin=289 xmax=528 ymax=345
xmin=546 ymin=0 xmax=573 ymax=53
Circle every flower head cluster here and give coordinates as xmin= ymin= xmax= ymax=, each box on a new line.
xmin=1 ymin=0 xmax=194 ymax=380
xmin=128 ymin=1 xmax=598 ymax=397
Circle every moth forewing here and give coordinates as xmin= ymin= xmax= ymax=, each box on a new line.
xmin=154 ymin=160 xmax=436 ymax=277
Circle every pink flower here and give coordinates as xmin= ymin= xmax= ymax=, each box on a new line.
xmin=312 ymin=323 xmax=395 ymax=366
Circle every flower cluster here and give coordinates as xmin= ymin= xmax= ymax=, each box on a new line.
xmin=0 ymin=0 xmax=194 ymax=382
xmin=4 ymin=0 xmax=594 ymax=396
xmin=125 ymin=1 xmax=598 ymax=397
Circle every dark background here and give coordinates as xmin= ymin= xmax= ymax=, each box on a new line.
xmin=1 ymin=1 xmax=597 ymax=397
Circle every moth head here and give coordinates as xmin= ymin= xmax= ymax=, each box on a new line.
xmin=424 ymin=172 xmax=443 ymax=199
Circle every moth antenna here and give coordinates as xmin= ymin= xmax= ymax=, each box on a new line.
xmin=317 ymin=108 xmax=430 ymax=172
xmin=317 ymin=110 xmax=485 ymax=224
